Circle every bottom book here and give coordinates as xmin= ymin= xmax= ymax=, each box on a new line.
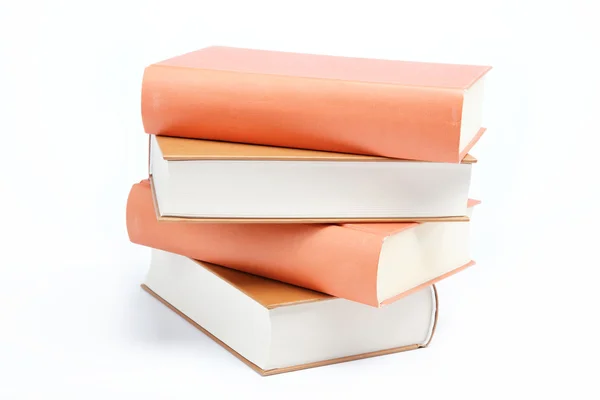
xmin=142 ymin=249 xmax=439 ymax=376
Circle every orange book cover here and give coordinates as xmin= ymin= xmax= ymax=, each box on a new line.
xmin=141 ymin=46 xmax=491 ymax=162
xmin=127 ymin=180 xmax=477 ymax=306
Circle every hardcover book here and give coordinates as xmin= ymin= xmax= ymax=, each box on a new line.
xmin=142 ymin=46 xmax=491 ymax=162
xmin=149 ymin=135 xmax=477 ymax=222
xmin=127 ymin=180 xmax=478 ymax=306
xmin=143 ymin=249 xmax=439 ymax=375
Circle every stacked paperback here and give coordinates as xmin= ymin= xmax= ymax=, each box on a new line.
xmin=127 ymin=46 xmax=492 ymax=375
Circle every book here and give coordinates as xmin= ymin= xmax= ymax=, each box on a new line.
xmin=141 ymin=46 xmax=491 ymax=162
xmin=150 ymin=134 xmax=477 ymax=222
xmin=127 ymin=180 xmax=478 ymax=306
xmin=142 ymin=249 xmax=438 ymax=375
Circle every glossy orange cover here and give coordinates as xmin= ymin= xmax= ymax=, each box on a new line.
xmin=127 ymin=180 xmax=474 ymax=306
xmin=141 ymin=46 xmax=491 ymax=162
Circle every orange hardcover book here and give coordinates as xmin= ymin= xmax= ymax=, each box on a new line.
xmin=127 ymin=180 xmax=478 ymax=307
xmin=141 ymin=46 xmax=491 ymax=162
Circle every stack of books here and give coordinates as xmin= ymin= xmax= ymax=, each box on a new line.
xmin=127 ymin=46 xmax=491 ymax=375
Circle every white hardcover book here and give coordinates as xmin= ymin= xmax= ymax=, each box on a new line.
xmin=142 ymin=249 xmax=438 ymax=375
xmin=148 ymin=135 xmax=476 ymax=222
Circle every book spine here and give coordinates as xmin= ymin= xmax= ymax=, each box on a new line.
xmin=126 ymin=181 xmax=383 ymax=306
xmin=141 ymin=65 xmax=465 ymax=162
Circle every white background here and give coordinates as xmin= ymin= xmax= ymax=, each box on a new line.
xmin=1 ymin=0 xmax=598 ymax=398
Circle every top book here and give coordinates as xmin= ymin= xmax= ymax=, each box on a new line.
xmin=142 ymin=46 xmax=491 ymax=162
